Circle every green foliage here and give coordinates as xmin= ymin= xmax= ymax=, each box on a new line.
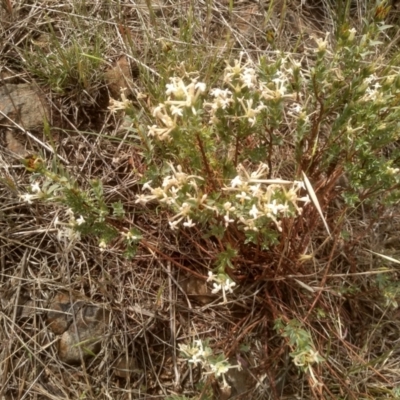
xmin=376 ymin=269 xmax=400 ymax=308
xmin=19 ymin=156 xmax=140 ymax=256
xmin=120 ymin=16 xmax=400 ymax=267
xmin=214 ymin=244 xmax=237 ymax=272
xmin=275 ymin=318 xmax=324 ymax=385
xmin=179 ymin=339 xmax=239 ymax=392
xmin=23 ymin=25 xmax=105 ymax=96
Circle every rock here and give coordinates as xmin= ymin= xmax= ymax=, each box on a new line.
xmin=224 ymin=366 xmax=255 ymax=397
xmin=0 ymin=83 xmax=49 ymax=130
xmin=47 ymin=292 xmax=109 ymax=364
xmin=179 ymin=274 xmax=217 ymax=305
xmin=5 ymin=130 xmax=29 ymax=157
xmin=47 ymin=293 xmax=84 ymax=335
xmin=104 ymin=55 xmax=135 ymax=99
xmin=113 ymin=354 xmax=137 ymax=379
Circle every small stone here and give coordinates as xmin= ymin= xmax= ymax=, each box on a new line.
xmin=104 ymin=56 xmax=135 ymax=99
xmin=5 ymin=130 xmax=29 ymax=157
xmin=113 ymin=354 xmax=137 ymax=379
xmin=47 ymin=292 xmax=109 ymax=364
xmin=0 ymin=83 xmax=49 ymax=130
xmin=179 ymin=274 xmax=217 ymax=305
xmin=47 ymin=293 xmax=83 ymax=335
xmin=57 ymin=304 xmax=110 ymax=364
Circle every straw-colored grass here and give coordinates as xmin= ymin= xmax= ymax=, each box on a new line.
xmin=1 ymin=1 xmax=400 ymax=399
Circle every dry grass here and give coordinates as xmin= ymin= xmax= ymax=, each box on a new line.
xmin=2 ymin=0 xmax=400 ymax=399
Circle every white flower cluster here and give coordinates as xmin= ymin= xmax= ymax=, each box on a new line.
xmin=361 ymin=73 xmax=383 ymax=103
xmin=207 ymin=271 xmax=236 ymax=303
xmin=146 ymin=53 xmax=301 ymax=140
xmin=205 ymin=52 xmax=297 ymax=126
xmin=19 ymin=181 xmax=44 ymax=204
xmin=223 ymin=163 xmax=310 ymax=232
xmin=179 ymin=339 xmax=240 ymax=389
xmin=135 ymin=163 xmax=212 ymax=230
xmin=108 ymin=88 xmax=132 ymax=113
xmin=135 ymin=162 xmax=310 ymax=233
xmin=148 ymin=77 xmax=206 ymax=140
xmin=54 ymin=208 xmax=83 ymax=247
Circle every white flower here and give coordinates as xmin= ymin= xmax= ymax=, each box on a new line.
xmin=148 ymin=124 xmax=175 ymax=141
xmin=183 ymin=218 xmax=196 ymax=228
xmin=209 ymin=88 xmax=233 ymax=110
xmin=264 ymin=199 xmax=281 ymax=215
xmin=223 ymin=278 xmax=236 ymax=293
xmin=170 ymin=105 xmax=183 ymax=117
xmin=348 ymin=27 xmax=356 ymax=42
xmin=364 ymin=74 xmax=377 ymax=85
xmin=179 ymin=202 xmax=191 ymax=216
xmin=249 ymin=184 xmax=262 ymax=197
xmin=236 ymin=191 xmax=251 ymax=203
xmin=135 ymin=194 xmax=154 ymax=205
xmin=142 ymin=181 xmax=153 ymax=191
xmin=209 ymin=273 xmax=236 ymax=303
xmin=168 ymin=218 xmax=183 ymax=230
xmin=76 ymin=216 xmax=85 ymax=225
xmin=31 ymin=182 xmax=41 ymax=193
xmin=230 ymin=176 xmax=243 ymax=188
xmin=179 ymin=343 xmax=203 ymax=364
xmin=153 ymin=104 xmax=176 ymax=128
xmin=315 ymin=32 xmax=330 ymax=52
xmin=57 ymin=227 xmax=81 ymax=243
xmin=99 ymin=239 xmax=107 ymax=251
xmin=387 ymin=167 xmax=400 ymax=175
xmin=165 ymin=77 xmax=206 ymax=115
xmin=223 ymin=202 xmax=235 ymax=212
xmin=224 ymin=214 xmax=235 ymax=226
xmin=123 ymin=231 xmax=139 ymax=240
xmin=288 ymin=103 xmax=302 ymax=116
xmin=249 ymin=204 xmax=259 ymax=219
xmin=195 ymin=81 xmax=206 ymax=93
xmin=237 ymin=98 xmax=264 ymax=126
xmin=19 ymin=193 xmax=35 ymax=204
xmin=212 ymin=282 xmax=222 ymax=294
xmin=207 ymin=271 xmax=215 ymax=282
xmin=240 ymin=67 xmax=258 ymax=89
xmin=108 ymin=88 xmax=132 ymax=112
xmin=210 ymin=360 xmax=230 ymax=377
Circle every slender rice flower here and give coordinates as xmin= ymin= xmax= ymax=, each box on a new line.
xmin=207 ymin=271 xmax=236 ymax=303
xmin=164 ymin=77 xmax=206 ymax=115
xmin=108 ymin=88 xmax=132 ymax=112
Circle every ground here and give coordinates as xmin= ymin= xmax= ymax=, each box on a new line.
xmin=1 ymin=1 xmax=400 ymax=399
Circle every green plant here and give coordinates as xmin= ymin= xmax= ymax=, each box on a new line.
xmin=115 ymin=19 xmax=400 ymax=285
xmin=179 ymin=339 xmax=240 ymax=390
xmin=24 ymin=32 xmax=105 ymax=96
xmin=19 ymin=156 xmax=141 ymax=258
xmin=275 ymin=318 xmax=324 ymax=386
xmin=376 ymin=268 xmax=400 ymax=309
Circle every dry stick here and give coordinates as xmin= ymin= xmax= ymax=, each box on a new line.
xmin=303 ymin=237 xmax=338 ymax=322
xmin=167 ymin=261 xmax=181 ymax=389
xmin=0 ymin=249 xmax=28 ymax=397
xmin=196 ymin=133 xmax=216 ymax=191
